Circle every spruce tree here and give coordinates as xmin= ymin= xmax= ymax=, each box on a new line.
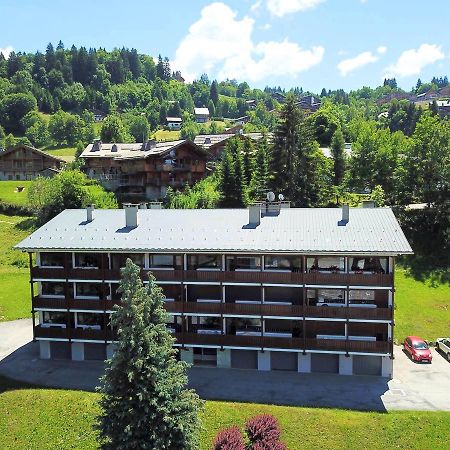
xmin=218 ymin=147 xmax=238 ymax=207
xmin=330 ymin=128 xmax=345 ymax=186
xmin=97 ymin=260 xmax=202 ymax=450
xmin=210 ymin=80 xmax=219 ymax=106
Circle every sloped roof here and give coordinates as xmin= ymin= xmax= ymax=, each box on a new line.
xmin=15 ymin=207 xmax=413 ymax=255
xmin=80 ymin=140 xmax=207 ymax=160
xmin=193 ymin=133 xmax=269 ymax=150
xmin=0 ymin=144 xmax=65 ymax=163
xmin=194 ymin=107 xmax=210 ymax=115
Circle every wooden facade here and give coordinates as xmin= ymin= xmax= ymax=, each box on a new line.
xmin=0 ymin=145 xmax=64 ymax=181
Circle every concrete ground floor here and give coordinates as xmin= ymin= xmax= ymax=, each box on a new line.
xmin=1 ymin=320 xmax=450 ymax=411
xmin=37 ymin=340 xmax=393 ymax=378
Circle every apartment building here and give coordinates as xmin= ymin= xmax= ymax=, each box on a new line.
xmin=15 ymin=203 xmax=412 ymax=377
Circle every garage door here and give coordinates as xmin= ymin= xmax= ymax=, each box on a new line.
xmin=271 ymin=352 xmax=297 ymax=371
xmin=311 ymin=353 xmax=339 ymax=373
xmin=50 ymin=342 xmax=71 ymax=359
xmin=353 ymin=355 xmax=382 ymax=376
xmin=85 ymin=343 xmax=107 ymax=361
xmin=231 ymin=350 xmax=257 ymax=369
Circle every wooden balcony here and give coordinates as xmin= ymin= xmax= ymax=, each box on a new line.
xmin=32 ymin=296 xmax=120 ymax=311
xmin=31 ymin=266 xmax=393 ymax=288
xmin=173 ymin=332 xmax=390 ymax=354
xmin=34 ymin=326 xmax=115 ymax=341
xmin=33 ymin=296 xmax=67 ymax=309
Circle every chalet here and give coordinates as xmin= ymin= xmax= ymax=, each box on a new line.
xmin=80 ymin=139 xmax=208 ymax=199
xmin=246 ymin=99 xmax=257 ymax=109
xmin=0 ymin=144 xmax=65 ymax=181
xmin=271 ymin=92 xmax=286 ymax=103
xmin=194 ymin=107 xmax=210 ymax=123
xmin=414 ymin=90 xmax=439 ymax=103
xmin=194 ymin=132 xmax=269 ymax=160
xmin=16 ymin=202 xmax=412 ymax=377
xmin=233 ymin=116 xmax=250 ymax=125
xmin=166 ymin=117 xmax=183 ymax=130
xmin=435 ymin=100 xmax=450 ymax=118
xmin=296 ymin=95 xmax=321 ymax=113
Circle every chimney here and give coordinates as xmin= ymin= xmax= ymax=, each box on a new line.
xmin=249 ymin=204 xmax=261 ymax=226
xmin=342 ymin=204 xmax=349 ymax=223
xmin=123 ymin=203 xmax=138 ymax=228
xmin=362 ymin=200 xmax=375 ymax=208
xmin=144 ymin=139 xmax=157 ymax=151
xmin=91 ymin=139 xmax=102 ymax=152
xmin=139 ymin=202 xmax=148 ymax=209
xmin=86 ymin=204 xmax=94 ymax=222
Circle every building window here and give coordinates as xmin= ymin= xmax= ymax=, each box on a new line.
xmin=227 ymin=318 xmax=261 ymax=335
xmin=75 ymin=312 xmax=103 ymax=329
xmin=307 ymin=256 xmax=345 ymax=272
xmin=349 ymin=290 xmax=375 ymax=307
xmin=75 ymin=282 xmax=101 ymax=298
xmin=349 ymin=257 xmax=387 ymax=274
xmin=40 ymin=252 xmax=65 ymax=267
xmin=41 ymin=282 xmax=65 ymax=297
xmin=149 ymin=254 xmax=182 ymax=269
xmin=187 ymin=254 xmax=221 ymax=270
xmin=264 ymin=255 xmax=301 ymax=272
xmin=42 ymin=311 xmax=66 ymax=327
xmin=111 ymin=253 xmax=144 ymax=269
xmin=191 ymin=316 xmax=222 ymax=333
xmin=74 ymin=253 xmax=100 ymax=268
xmin=226 ymin=255 xmax=261 ymax=271
xmin=307 ymin=288 xmax=345 ymax=306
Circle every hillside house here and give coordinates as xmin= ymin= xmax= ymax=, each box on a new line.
xmin=0 ymin=144 xmax=64 ymax=181
xmin=80 ymin=139 xmax=207 ymax=199
xmin=166 ymin=117 xmax=183 ymax=130
xmin=194 ymin=107 xmax=210 ymax=123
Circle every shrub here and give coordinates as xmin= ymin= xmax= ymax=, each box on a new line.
xmin=252 ymin=441 xmax=287 ymax=450
xmin=213 ymin=426 xmax=246 ymax=450
xmin=245 ymin=414 xmax=281 ymax=445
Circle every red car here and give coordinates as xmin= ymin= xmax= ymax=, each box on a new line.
xmin=403 ymin=336 xmax=432 ymax=363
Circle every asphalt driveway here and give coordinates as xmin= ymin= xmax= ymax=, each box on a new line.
xmin=1 ymin=319 xmax=449 ymax=411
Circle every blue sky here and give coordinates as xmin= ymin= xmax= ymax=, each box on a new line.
xmin=1 ymin=0 xmax=449 ymax=92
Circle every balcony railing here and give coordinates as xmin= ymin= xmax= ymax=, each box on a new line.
xmin=34 ymin=325 xmax=115 ymax=341
xmin=173 ymin=332 xmax=390 ymax=354
xmin=31 ymin=296 xmax=392 ymax=320
xmin=31 ymin=266 xmax=393 ymax=287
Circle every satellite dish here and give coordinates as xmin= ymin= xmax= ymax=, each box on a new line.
xmin=278 ymin=194 xmax=284 ymax=201
xmin=267 ymin=191 xmax=275 ymax=202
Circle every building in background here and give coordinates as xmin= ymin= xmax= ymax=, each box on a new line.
xmin=166 ymin=117 xmax=183 ymax=130
xmin=0 ymin=144 xmax=64 ymax=181
xmin=16 ymin=203 xmax=412 ymax=377
xmin=194 ymin=107 xmax=210 ymax=123
xmin=80 ymin=139 xmax=207 ymax=199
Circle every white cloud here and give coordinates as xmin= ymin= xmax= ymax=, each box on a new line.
xmin=260 ymin=23 xmax=272 ymax=30
xmin=377 ymin=46 xmax=387 ymax=54
xmin=337 ymin=50 xmax=380 ymax=76
xmin=250 ymin=1 xmax=262 ymax=12
xmin=173 ymin=2 xmax=324 ymax=83
xmin=266 ymin=0 xmax=325 ymax=17
xmin=0 ymin=45 xmax=13 ymax=58
xmin=384 ymin=44 xmax=445 ymax=78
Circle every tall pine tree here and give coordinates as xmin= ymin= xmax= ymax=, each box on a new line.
xmin=97 ymin=259 xmax=202 ymax=449
xmin=330 ymin=128 xmax=345 ymax=186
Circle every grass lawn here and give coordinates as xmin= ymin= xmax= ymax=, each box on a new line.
xmin=153 ymin=129 xmax=181 ymax=141
xmin=395 ymin=269 xmax=450 ymax=342
xmin=1 ymin=376 xmax=450 ymax=449
xmin=42 ymin=146 xmax=76 ymax=162
xmin=0 ymin=213 xmax=36 ymax=321
xmin=0 ymin=181 xmax=32 ymax=205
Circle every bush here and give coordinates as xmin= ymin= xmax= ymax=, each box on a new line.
xmin=0 ymin=202 xmax=34 ymax=216
xmin=252 ymin=441 xmax=287 ymax=450
xmin=213 ymin=426 xmax=246 ymax=450
xmin=245 ymin=414 xmax=281 ymax=445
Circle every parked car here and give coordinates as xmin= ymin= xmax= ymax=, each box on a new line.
xmin=436 ymin=338 xmax=450 ymax=361
xmin=403 ymin=336 xmax=432 ymax=363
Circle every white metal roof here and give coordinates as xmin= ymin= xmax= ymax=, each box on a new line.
xmin=15 ymin=207 xmax=413 ymax=255
xmin=194 ymin=107 xmax=210 ymax=115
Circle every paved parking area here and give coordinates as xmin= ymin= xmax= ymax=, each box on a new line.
xmin=1 ymin=319 xmax=449 ymax=411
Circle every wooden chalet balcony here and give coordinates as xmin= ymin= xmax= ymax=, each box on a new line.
xmin=34 ymin=325 xmax=115 ymax=341
xmin=31 ymin=267 xmax=393 ymax=287
xmin=32 ymin=296 xmax=120 ymax=311
xmin=173 ymin=332 xmax=390 ymax=354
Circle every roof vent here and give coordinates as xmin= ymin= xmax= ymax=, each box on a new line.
xmin=144 ymin=139 xmax=157 ymax=151
xmin=111 ymin=143 xmax=118 ymax=152
xmin=149 ymin=202 xmax=163 ymax=209
xmin=86 ymin=204 xmax=94 ymax=222
xmin=362 ymin=200 xmax=375 ymax=208
xmin=139 ymin=202 xmax=148 ymax=209
xmin=204 ymin=137 xmax=211 ymax=144
xmin=249 ymin=204 xmax=261 ymax=227
xmin=339 ymin=204 xmax=349 ymax=226
xmin=123 ymin=203 xmax=139 ymax=228
xmin=91 ymin=139 xmax=102 ymax=152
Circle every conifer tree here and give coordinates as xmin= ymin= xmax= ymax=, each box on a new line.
xmin=210 ymin=80 xmax=219 ymax=106
xmin=218 ymin=147 xmax=238 ymax=207
xmin=97 ymin=260 xmax=202 ymax=449
xmin=330 ymin=128 xmax=345 ymax=186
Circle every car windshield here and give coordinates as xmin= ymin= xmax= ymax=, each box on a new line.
xmin=413 ymin=342 xmax=428 ymax=350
